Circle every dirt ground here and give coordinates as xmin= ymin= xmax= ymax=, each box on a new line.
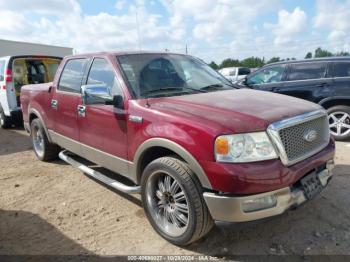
xmin=0 ymin=128 xmax=349 ymax=256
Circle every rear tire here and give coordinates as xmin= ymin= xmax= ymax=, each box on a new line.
xmin=0 ymin=106 xmax=12 ymax=129
xmin=30 ymin=118 xmax=59 ymax=161
xmin=327 ymin=105 xmax=350 ymax=141
xmin=141 ymin=157 xmax=213 ymax=246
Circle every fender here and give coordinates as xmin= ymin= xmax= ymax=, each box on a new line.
xmin=132 ymin=138 xmax=212 ymax=189
xmin=28 ymin=108 xmax=53 ymax=143
xmin=318 ymin=96 xmax=350 ymax=107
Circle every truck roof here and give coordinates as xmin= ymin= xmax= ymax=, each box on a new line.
xmin=63 ymin=50 xmax=187 ymax=59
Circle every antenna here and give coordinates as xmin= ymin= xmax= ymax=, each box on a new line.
xmin=186 ymin=44 xmax=188 ymax=54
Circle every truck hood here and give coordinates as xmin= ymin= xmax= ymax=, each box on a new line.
xmin=147 ymin=89 xmax=322 ymax=133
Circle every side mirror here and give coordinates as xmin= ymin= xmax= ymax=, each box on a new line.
xmin=82 ymin=84 xmax=124 ymax=109
xmin=0 ymin=75 xmax=3 ymax=81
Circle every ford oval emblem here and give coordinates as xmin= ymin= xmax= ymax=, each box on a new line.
xmin=304 ymin=130 xmax=318 ymax=142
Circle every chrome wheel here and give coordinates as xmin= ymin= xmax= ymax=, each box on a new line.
xmin=32 ymin=125 xmax=44 ymax=157
xmin=328 ymin=111 xmax=350 ymax=137
xmin=145 ymin=171 xmax=189 ymax=237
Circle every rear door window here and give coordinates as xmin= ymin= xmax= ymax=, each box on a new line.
xmin=58 ymin=59 xmax=88 ymax=93
xmin=332 ymin=62 xmax=350 ymax=77
xmin=288 ymin=63 xmax=326 ymax=81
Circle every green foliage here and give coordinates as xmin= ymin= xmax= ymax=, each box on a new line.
xmin=220 ymin=58 xmax=241 ymax=68
xmin=314 ymin=47 xmax=333 ymax=58
xmin=208 ymin=61 xmax=219 ymax=70
xmin=305 ymin=52 xmax=312 ymax=59
xmin=241 ymin=57 xmax=265 ymax=68
xmin=267 ymin=57 xmax=281 ymax=64
xmin=212 ymin=47 xmax=350 ymax=71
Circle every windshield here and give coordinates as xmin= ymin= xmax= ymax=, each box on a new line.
xmin=117 ymin=53 xmax=234 ymax=98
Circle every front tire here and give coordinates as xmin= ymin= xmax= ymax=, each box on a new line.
xmin=141 ymin=157 xmax=213 ymax=246
xmin=327 ymin=105 xmax=350 ymax=141
xmin=30 ymin=118 xmax=59 ymax=161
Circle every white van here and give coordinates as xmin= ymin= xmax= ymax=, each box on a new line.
xmin=218 ymin=67 xmax=251 ymax=83
xmin=0 ymin=55 xmax=62 ymax=128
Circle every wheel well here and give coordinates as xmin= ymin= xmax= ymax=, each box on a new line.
xmin=29 ymin=113 xmax=38 ymax=124
xmin=321 ymin=99 xmax=350 ymax=109
xmin=137 ymin=146 xmax=184 ymax=182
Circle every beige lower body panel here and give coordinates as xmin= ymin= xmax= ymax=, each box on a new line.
xmin=48 ymin=130 xmax=135 ymax=182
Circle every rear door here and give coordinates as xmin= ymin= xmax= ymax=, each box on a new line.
xmin=77 ymin=57 xmax=129 ymax=175
xmin=51 ymin=58 xmax=89 ymax=153
xmin=329 ymin=61 xmax=350 ymax=97
xmin=273 ymin=62 xmax=333 ymax=103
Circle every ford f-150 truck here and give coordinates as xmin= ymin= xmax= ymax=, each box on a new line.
xmin=21 ymin=52 xmax=335 ymax=246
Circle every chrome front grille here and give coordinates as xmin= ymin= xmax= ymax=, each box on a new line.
xmin=267 ymin=110 xmax=330 ymax=166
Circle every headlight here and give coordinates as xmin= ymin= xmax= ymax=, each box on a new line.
xmin=215 ymin=132 xmax=278 ymax=163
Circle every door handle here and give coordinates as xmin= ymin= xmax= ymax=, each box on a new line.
xmin=77 ymin=105 xmax=86 ymax=117
xmin=51 ymin=99 xmax=58 ymax=109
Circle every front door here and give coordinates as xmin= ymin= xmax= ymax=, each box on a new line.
xmin=246 ymin=64 xmax=286 ymax=92
xmin=77 ymin=57 xmax=129 ymax=176
xmin=52 ymin=58 xmax=89 ymax=154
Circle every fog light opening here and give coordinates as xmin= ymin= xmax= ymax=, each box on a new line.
xmin=242 ymin=195 xmax=277 ymax=213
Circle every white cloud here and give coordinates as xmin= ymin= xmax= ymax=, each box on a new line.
xmin=314 ymin=0 xmax=350 ymax=44
xmin=161 ymin=0 xmax=279 ymax=43
xmin=265 ymin=7 xmax=307 ymax=45
xmin=115 ymin=0 xmax=126 ymax=10
xmin=0 ymin=0 xmax=184 ymax=53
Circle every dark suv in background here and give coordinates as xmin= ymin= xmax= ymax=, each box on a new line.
xmin=239 ymin=57 xmax=350 ymax=140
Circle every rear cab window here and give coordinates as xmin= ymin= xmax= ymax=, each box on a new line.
xmin=331 ymin=62 xmax=350 ymax=78
xmin=58 ymin=58 xmax=88 ymax=93
xmin=287 ymin=62 xmax=326 ymax=81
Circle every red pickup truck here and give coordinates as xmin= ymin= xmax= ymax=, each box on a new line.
xmin=21 ymin=52 xmax=335 ymax=245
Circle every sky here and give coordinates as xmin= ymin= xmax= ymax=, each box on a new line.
xmin=0 ymin=0 xmax=349 ymax=63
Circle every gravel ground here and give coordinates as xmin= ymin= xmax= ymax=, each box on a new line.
xmin=0 ymin=128 xmax=349 ymax=256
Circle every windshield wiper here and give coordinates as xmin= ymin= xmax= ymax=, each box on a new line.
xmin=142 ymin=86 xmax=206 ymax=98
xmin=200 ymin=84 xmax=226 ymax=91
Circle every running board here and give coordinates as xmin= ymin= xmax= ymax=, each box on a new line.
xmin=59 ymin=150 xmax=140 ymax=194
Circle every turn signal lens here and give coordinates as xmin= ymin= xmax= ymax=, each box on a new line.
xmin=215 ymin=137 xmax=229 ymax=155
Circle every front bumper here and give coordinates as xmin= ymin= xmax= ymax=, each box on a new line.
xmin=203 ymin=160 xmax=334 ymax=223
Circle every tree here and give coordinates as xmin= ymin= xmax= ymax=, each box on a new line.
xmin=314 ymin=47 xmax=333 ymax=58
xmin=219 ymin=58 xmax=241 ymax=68
xmin=208 ymin=61 xmax=219 ymax=70
xmin=305 ymin=52 xmax=312 ymax=59
xmin=336 ymin=51 xmax=350 ymax=56
xmin=267 ymin=57 xmax=280 ymax=64
xmin=241 ymin=57 xmax=265 ymax=68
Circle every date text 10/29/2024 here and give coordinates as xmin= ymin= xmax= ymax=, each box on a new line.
xmin=127 ymin=255 xmax=219 ymax=261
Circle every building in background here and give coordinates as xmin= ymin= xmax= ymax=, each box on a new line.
xmin=0 ymin=39 xmax=73 ymax=57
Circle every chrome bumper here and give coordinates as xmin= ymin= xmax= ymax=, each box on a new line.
xmin=203 ymin=160 xmax=334 ymax=223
